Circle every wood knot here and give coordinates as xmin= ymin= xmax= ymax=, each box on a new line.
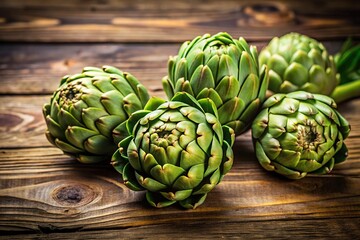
xmin=0 ymin=113 xmax=23 ymax=130
xmin=241 ymin=2 xmax=295 ymax=26
xmin=53 ymin=183 xmax=97 ymax=206
xmin=56 ymin=186 xmax=84 ymax=203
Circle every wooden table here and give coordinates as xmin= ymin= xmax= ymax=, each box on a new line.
xmin=1 ymin=0 xmax=360 ymax=238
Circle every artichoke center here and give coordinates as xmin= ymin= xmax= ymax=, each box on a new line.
xmin=65 ymin=89 xmax=77 ymax=100
xmin=59 ymin=82 xmax=83 ymax=106
xmin=297 ymin=125 xmax=320 ymax=150
xmin=209 ymin=44 xmax=230 ymax=55
xmin=152 ymin=130 xmax=178 ymax=148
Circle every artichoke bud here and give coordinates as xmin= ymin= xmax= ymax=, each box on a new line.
xmin=43 ymin=66 xmax=150 ymax=163
xmin=251 ymin=91 xmax=350 ymax=179
xmin=163 ymin=32 xmax=269 ymax=136
xmin=111 ymin=92 xmax=235 ymax=209
xmin=259 ymin=33 xmax=339 ymax=95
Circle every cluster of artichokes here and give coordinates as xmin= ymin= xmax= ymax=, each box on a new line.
xmin=44 ymin=32 xmax=356 ymax=209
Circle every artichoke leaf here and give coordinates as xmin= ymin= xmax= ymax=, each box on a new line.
xmin=46 ymin=115 xmax=66 ymax=139
xmin=196 ymin=88 xmax=223 ymax=108
xmin=92 ymin=77 xmax=117 ymax=92
xmin=111 ymin=149 xmax=128 ymax=174
xmin=144 ymin=96 xmax=167 ymax=111
xmin=251 ymin=109 xmax=269 ymax=139
xmin=255 ymin=141 xmax=275 ymax=171
xmin=188 ymin=51 xmax=205 ymax=78
xmin=274 ymin=149 xmax=301 ymax=169
xmin=174 ymin=58 xmax=189 ymax=81
xmin=141 ymin=150 xmax=159 ymax=174
xmin=204 ymin=137 xmax=223 ymax=176
xmin=217 ymin=54 xmax=238 ymax=82
xmin=160 ymin=189 xmax=193 ymax=201
xmin=206 ymin=54 xmax=220 ymax=83
xmin=272 ymin=161 xmax=305 ymax=179
xmin=54 ymin=138 xmax=83 ymax=153
xmin=65 ymin=126 xmax=98 ymax=149
xmin=123 ymin=164 xmax=145 ymax=191
xmin=174 ymin=78 xmax=195 ymax=96
xmin=189 ymin=65 xmax=215 ymax=95
xmin=135 ymin=171 xmax=167 ymax=192
xmin=197 ymin=98 xmax=218 ymax=118
xmin=196 ymin=122 xmax=214 ymax=153
xmin=82 ymin=107 xmax=109 ymax=133
xmin=100 ymin=90 xmax=126 ymax=115
xmin=179 ymin=194 xmax=207 ymax=209
xmin=221 ymin=140 xmax=234 ymax=176
xmin=259 ymin=133 xmax=282 ymax=160
xmin=269 ymin=97 xmax=300 ymax=115
xmin=150 ymin=164 xmax=186 ymax=187
xmin=218 ymin=97 xmax=244 ymax=125
xmin=123 ymin=93 xmax=143 ymax=116
xmin=59 ymin=109 xmax=85 ymax=129
xmin=84 ymin=134 xmax=115 ymax=154
xmin=284 ymin=62 xmax=309 ymax=86
xmin=180 ymin=141 xmax=206 ymax=170
xmin=146 ymin=191 xmax=177 ymax=208
xmin=103 ymin=65 xmax=123 ymax=75
xmin=173 ymin=163 xmax=204 ymax=190
xmin=295 ymin=158 xmax=323 ymax=172
xmin=215 ymin=76 xmax=240 ymax=103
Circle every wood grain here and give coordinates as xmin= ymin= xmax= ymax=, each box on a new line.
xmin=0 ymin=43 xmax=174 ymax=95
xmin=1 ymin=0 xmax=360 ymax=238
xmin=0 ymin=41 xmax=345 ymax=95
xmin=0 ymin=0 xmax=359 ymax=43
xmin=4 ymin=219 xmax=360 ymax=239
xmin=1 ymin=98 xmax=360 ymax=236
xmin=1 ymin=144 xmax=360 ymax=235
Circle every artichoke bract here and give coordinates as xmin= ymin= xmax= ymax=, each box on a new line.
xmin=43 ymin=66 xmax=150 ymax=163
xmin=112 ymin=92 xmax=235 ymax=209
xmin=251 ymin=91 xmax=350 ymax=179
xmin=162 ymin=32 xmax=269 ymax=136
xmin=259 ymin=33 xmax=339 ymax=95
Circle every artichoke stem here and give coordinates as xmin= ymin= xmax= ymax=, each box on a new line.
xmin=331 ymin=80 xmax=360 ymax=104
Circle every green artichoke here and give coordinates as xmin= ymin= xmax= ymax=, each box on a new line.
xmin=112 ymin=92 xmax=234 ymax=209
xmin=259 ymin=32 xmax=339 ymax=95
xmin=43 ymin=66 xmax=150 ymax=163
xmin=162 ymin=32 xmax=269 ymax=135
xmin=251 ymin=91 xmax=350 ymax=179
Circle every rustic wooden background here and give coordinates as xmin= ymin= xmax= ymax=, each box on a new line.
xmin=1 ymin=0 xmax=360 ymax=238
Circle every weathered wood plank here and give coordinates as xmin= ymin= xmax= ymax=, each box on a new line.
xmin=4 ymin=218 xmax=360 ymax=239
xmin=0 ymin=41 xmax=345 ymax=95
xmin=0 ymin=95 xmax=51 ymax=148
xmin=0 ymin=0 xmax=359 ymax=43
xmin=1 ymin=145 xmax=360 ymax=234
xmin=0 ymin=43 xmax=174 ymax=95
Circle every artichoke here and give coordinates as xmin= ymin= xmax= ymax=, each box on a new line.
xmin=259 ymin=32 xmax=339 ymax=95
xmin=43 ymin=66 xmax=150 ymax=163
xmin=162 ymin=32 xmax=269 ymax=135
xmin=112 ymin=92 xmax=234 ymax=209
xmin=251 ymin=91 xmax=350 ymax=179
